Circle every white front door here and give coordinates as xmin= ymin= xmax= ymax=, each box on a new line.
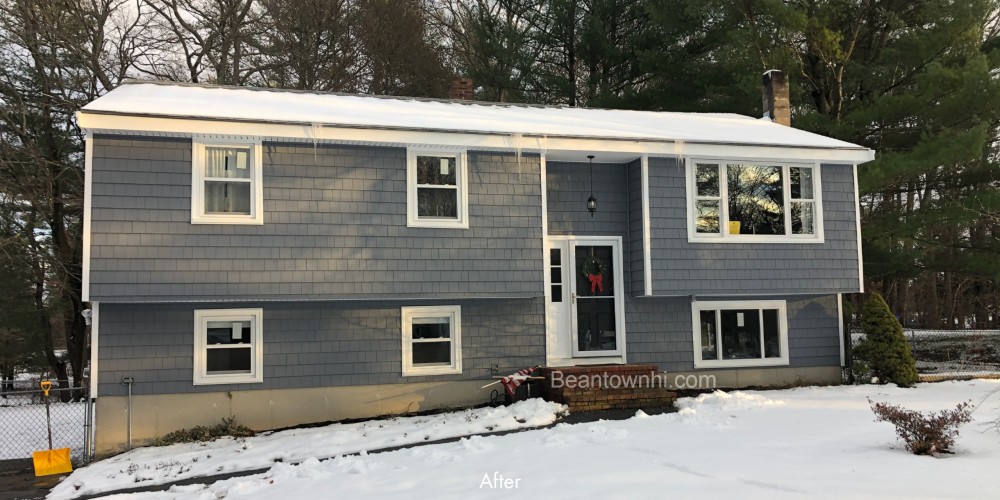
xmin=546 ymin=236 xmax=626 ymax=364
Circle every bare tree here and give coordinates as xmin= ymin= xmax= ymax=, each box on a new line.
xmin=142 ymin=0 xmax=263 ymax=84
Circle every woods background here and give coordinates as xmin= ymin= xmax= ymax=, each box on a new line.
xmin=1 ymin=0 xmax=998 ymax=389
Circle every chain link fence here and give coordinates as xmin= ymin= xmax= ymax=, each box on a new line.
xmin=0 ymin=380 xmax=91 ymax=473
xmin=848 ymin=329 xmax=1000 ymax=383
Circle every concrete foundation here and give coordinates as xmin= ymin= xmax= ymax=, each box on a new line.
xmin=94 ymin=380 xmax=492 ymax=457
xmin=660 ymin=366 xmax=843 ymax=390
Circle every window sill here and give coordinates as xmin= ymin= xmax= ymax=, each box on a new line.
xmin=193 ymin=374 xmax=263 ymax=385
xmin=191 ymin=214 xmax=264 ymax=225
xmin=402 ymin=366 xmax=462 ymax=377
xmin=406 ymin=219 xmax=469 ymax=229
xmin=688 ymin=235 xmax=824 ymax=244
xmin=693 ymin=358 xmax=789 ymax=369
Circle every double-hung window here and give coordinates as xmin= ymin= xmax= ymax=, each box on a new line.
xmin=406 ymin=149 xmax=469 ymax=228
xmin=688 ymin=161 xmax=822 ymax=242
xmin=401 ymin=305 xmax=462 ymax=376
xmin=192 ymin=139 xmax=264 ymax=224
xmin=692 ymin=300 xmax=788 ymax=368
xmin=193 ymin=308 xmax=264 ymax=384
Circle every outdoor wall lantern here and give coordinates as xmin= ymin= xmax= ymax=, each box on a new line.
xmin=586 ymin=155 xmax=597 ymax=217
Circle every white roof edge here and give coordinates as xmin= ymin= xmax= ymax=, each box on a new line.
xmin=77 ymin=82 xmax=875 ymax=163
xmin=77 ymin=110 xmax=875 ymax=164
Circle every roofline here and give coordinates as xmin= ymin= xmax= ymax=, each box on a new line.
xmin=109 ymin=79 xmax=748 ymax=116
xmin=77 ymin=108 xmax=874 ymax=155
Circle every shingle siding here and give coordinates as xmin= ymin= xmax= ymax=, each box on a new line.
xmin=625 ymin=294 xmax=841 ymax=372
xmin=89 ymin=136 xmax=543 ymax=302
xmin=646 ymin=157 xmax=860 ymax=295
xmin=97 ymin=299 xmax=545 ymax=397
xmin=627 ymin=159 xmax=645 ymax=296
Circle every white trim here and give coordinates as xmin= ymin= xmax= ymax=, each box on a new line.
xmin=77 ymin=112 xmax=877 ymax=164
xmin=541 ymin=153 xmax=554 ymax=365
xmin=401 ymin=305 xmax=462 ymax=376
xmin=405 ymin=148 xmax=469 ymax=229
xmin=82 ymin=132 xmax=93 ymax=302
xmin=837 ymin=293 xmax=846 ymax=367
xmin=193 ymin=308 xmax=264 ymax=385
xmin=640 ymin=155 xmax=653 ymax=295
xmin=88 ymin=302 xmax=99 ymax=399
xmin=853 ymin=163 xmax=865 ymax=292
xmin=191 ymin=138 xmax=264 ymax=225
xmin=685 ymin=157 xmax=825 ymax=244
xmin=563 ymin=236 xmax=627 ymax=359
xmin=691 ymin=299 xmax=789 ymax=369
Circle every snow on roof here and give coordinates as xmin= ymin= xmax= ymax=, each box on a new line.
xmin=81 ymin=81 xmax=868 ymax=151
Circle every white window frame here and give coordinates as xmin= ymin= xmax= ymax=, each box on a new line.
xmin=691 ymin=300 xmax=789 ymax=369
xmin=191 ymin=138 xmax=264 ymax=225
xmin=686 ymin=158 xmax=824 ymax=243
xmin=401 ymin=305 xmax=462 ymax=376
xmin=193 ymin=308 xmax=264 ymax=385
xmin=406 ymin=148 xmax=469 ymax=229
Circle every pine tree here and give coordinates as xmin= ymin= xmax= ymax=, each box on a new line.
xmin=855 ymin=293 xmax=918 ymax=387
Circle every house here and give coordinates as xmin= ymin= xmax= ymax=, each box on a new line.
xmin=78 ymin=72 xmax=873 ymax=455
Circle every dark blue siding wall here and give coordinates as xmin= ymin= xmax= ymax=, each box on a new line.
xmin=646 ymin=157 xmax=860 ymax=295
xmin=627 ymin=160 xmax=645 ymax=296
xmin=626 ymin=294 xmax=841 ymax=372
xmin=546 ymin=161 xmax=636 ymax=295
xmin=89 ymin=136 xmax=543 ymax=302
xmin=97 ymin=299 xmax=545 ymax=397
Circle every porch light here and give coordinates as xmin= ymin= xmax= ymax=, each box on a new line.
xmin=586 ymin=155 xmax=597 ymax=217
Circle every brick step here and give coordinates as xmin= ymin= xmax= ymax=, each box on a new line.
xmin=537 ymin=364 xmax=678 ymax=412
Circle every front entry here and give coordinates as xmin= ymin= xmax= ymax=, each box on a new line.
xmin=546 ymin=236 xmax=625 ymax=365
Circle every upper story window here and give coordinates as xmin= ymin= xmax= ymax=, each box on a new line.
xmin=406 ymin=149 xmax=469 ymax=229
xmin=191 ymin=139 xmax=264 ymax=225
xmin=688 ymin=160 xmax=823 ymax=243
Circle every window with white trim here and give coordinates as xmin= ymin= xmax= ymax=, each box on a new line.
xmin=191 ymin=139 xmax=264 ymax=224
xmin=688 ymin=161 xmax=822 ymax=242
xmin=401 ymin=305 xmax=462 ymax=376
xmin=692 ymin=300 xmax=789 ymax=368
xmin=193 ymin=308 xmax=264 ymax=384
xmin=406 ymin=149 xmax=469 ymax=228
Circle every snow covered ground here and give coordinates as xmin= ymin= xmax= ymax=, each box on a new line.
xmin=51 ymin=380 xmax=1000 ymax=500
xmin=48 ymin=399 xmax=566 ymax=499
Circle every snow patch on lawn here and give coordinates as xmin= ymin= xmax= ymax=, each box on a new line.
xmin=49 ymin=399 xmax=566 ymax=500
xmin=84 ymin=381 xmax=1000 ymax=500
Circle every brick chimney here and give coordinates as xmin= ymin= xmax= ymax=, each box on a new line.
xmin=449 ymin=77 xmax=474 ymax=100
xmin=762 ymin=70 xmax=790 ymax=126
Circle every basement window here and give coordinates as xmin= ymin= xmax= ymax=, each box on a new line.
xmin=401 ymin=305 xmax=462 ymax=376
xmin=692 ymin=300 xmax=789 ymax=368
xmin=193 ymin=308 xmax=264 ymax=385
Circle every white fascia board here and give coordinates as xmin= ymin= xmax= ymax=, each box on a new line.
xmin=853 ymin=163 xmax=865 ymax=293
xmin=82 ymin=132 xmax=93 ymax=302
xmin=640 ymin=155 xmax=652 ymax=295
xmin=77 ymin=112 xmax=876 ymax=164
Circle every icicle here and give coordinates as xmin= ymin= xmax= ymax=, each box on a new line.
xmin=673 ymin=139 xmax=685 ymax=169
xmin=311 ymin=123 xmax=321 ymax=164
xmin=510 ymin=132 xmax=524 ymax=176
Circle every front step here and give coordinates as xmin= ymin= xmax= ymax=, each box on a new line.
xmin=538 ymin=364 xmax=677 ymax=411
